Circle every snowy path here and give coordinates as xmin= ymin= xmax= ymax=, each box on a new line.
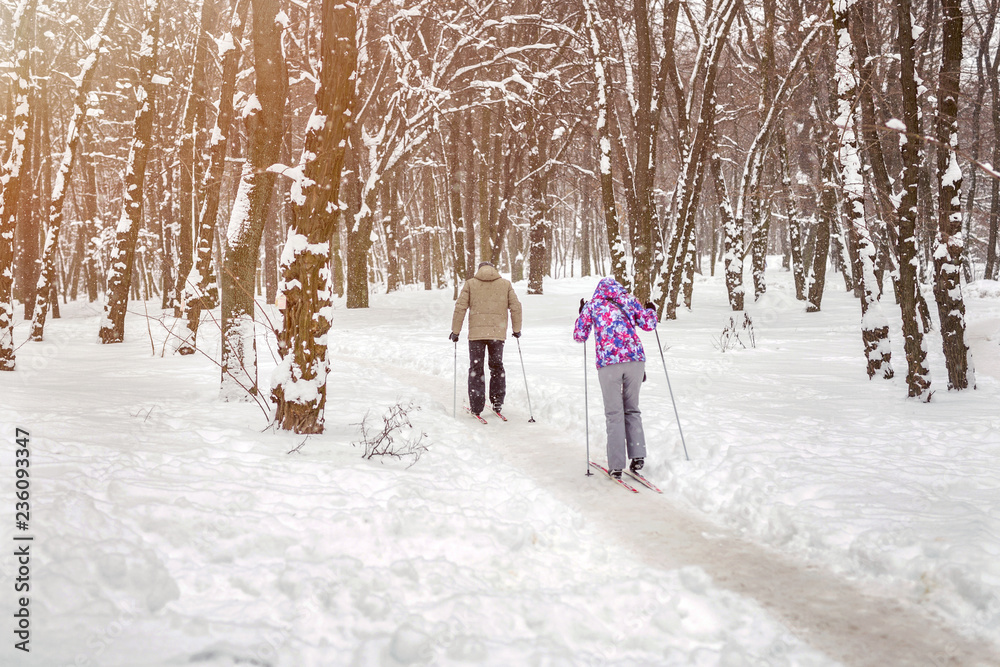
xmin=358 ymin=352 xmax=1000 ymax=667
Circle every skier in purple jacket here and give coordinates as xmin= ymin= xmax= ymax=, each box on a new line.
xmin=574 ymin=277 xmax=658 ymax=479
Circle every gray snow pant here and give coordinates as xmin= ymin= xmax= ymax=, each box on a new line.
xmin=597 ymin=361 xmax=647 ymax=471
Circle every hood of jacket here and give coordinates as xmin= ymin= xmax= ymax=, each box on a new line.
xmin=475 ymin=264 xmax=502 ymax=282
xmin=592 ymin=277 xmax=627 ymax=304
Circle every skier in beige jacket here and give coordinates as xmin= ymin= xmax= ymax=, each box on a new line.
xmin=450 ymin=262 xmax=523 ymax=419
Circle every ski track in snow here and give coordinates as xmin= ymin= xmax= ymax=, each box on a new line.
xmin=1 ymin=270 xmax=999 ymax=666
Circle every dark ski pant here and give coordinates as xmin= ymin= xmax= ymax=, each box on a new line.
xmin=597 ymin=360 xmax=646 ymax=471
xmin=468 ymin=339 xmax=505 ymax=414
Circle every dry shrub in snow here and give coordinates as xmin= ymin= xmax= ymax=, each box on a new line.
xmin=352 ymin=402 xmax=428 ymax=466
xmin=716 ymin=313 xmax=756 ymax=352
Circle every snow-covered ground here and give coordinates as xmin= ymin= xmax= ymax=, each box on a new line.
xmin=1 ymin=266 xmax=999 ymax=666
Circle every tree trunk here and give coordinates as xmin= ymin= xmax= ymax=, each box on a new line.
xmin=177 ymin=0 xmax=249 ymax=354
xmin=383 ymin=179 xmax=401 ymax=292
xmin=583 ymin=0 xmax=629 ymax=290
xmin=15 ymin=81 xmax=44 ymax=323
xmin=272 ymin=0 xmax=357 ymax=434
xmin=172 ymin=0 xmax=220 ymax=315
xmin=155 ymin=148 xmax=176 ymax=310
xmin=931 ymin=0 xmax=975 ymax=390
xmin=832 ymin=0 xmax=893 ymax=380
xmin=80 ymin=126 xmax=101 ymax=303
xmin=98 ymin=0 xmax=161 ymax=344
xmin=807 ymin=146 xmax=836 ymax=312
xmin=711 ymin=133 xmax=744 ymax=312
xmin=31 ymin=4 xmax=117 ymax=341
xmin=894 ymin=0 xmax=933 ymax=400
xmin=777 ymin=126 xmax=806 ymax=301
xmin=220 ymin=0 xmax=288 ymax=400
xmin=983 ymin=17 xmax=1000 ymax=279
xmin=527 ymin=118 xmax=549 ymax=295
xmin=0 ymin=0 xmax=38 ymax=370
xmin=444 ymin=127 xmax=465 ymax=294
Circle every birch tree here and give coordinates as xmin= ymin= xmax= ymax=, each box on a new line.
xmin=272 ymin=0 xmax=357 ymax=433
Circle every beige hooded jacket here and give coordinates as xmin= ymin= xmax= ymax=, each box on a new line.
xmin=451 ymin=264 xmax=523 ymax=341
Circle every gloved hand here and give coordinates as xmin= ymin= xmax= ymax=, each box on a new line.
xmin=512 ymin=331 xmax=521 ymax=338
xmin=449 ymin=332 xmax=460 ymax=342
xmin=645 ymin=301 xmax=655 ymax=311
xmin=579 ymin=298 xmax=586 ymax=314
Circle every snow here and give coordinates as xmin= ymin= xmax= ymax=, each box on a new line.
xmin=241 ymin=94 xmax=262 ymax=119
xmin=885 ymin=118 xmax=906 ymax=132
xmin=942 ymin=152 xmax=963 ymax=188
xmin=2 ymin=268 xmax=1000 ymax=665
xmin=216 ymin=32 xmax=237 ymax=57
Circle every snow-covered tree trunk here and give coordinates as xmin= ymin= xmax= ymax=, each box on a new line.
xmin=750 ymin=0 xmax=778 ymax=303
xmin=749 ymin=175 xmax=768 ymax=302
xmin=832 ymin=0 xmax=893 ymax=380
xmin=382 ymin=181 xmax=400 ymax=293
xmin=98 ymin=0 xmax=161 ymax=344
xmin=220 ymin=0 xmax=288 ymax=401
xmin=0 ymin=0 xmax=37 ymax=371
xmin=30 ymin=4 xmax=117 ymax=342
xmin=172 ymin=0 xmax=220 ymax=316
xmin=582 ymin=0 xmax=629 ymax=290
xmin=894 ymin=0 xmax=932 ymax=401
xmin=345 ymin=178 xmax=378 ymax=309
xmin=986 ymin=31 xmax=1000 ymax=280
xmin=176 ymin=0 xmax=250 ymax=355
xmin=806 ymin=143 xmax=836 ymax=312
xmin=527 ymin=124 xmax=549 ymax=295
xmin=79 ymin=126 xmax=101 ymax=303
xmin=272 ymin=0 xmax=357 ymax=434
xmin=711 ymin=128 xmax=745 ymax=312
xmin=14 ymin=82 xmax=42 ymax=322
xmin=657 ymin=0 xmax=743 ymax=318
xmin=681 ymin=232 xmax=696 ymax=309
xmin=628 ymin=0 xmax=657 ymax=302
xmin=778 ymin=127 xmax=806 ymax=301
xmin=931 ymin=0 xmax=975 ymax=390
xmin=443 ymin=130 xmax=465 ymax=293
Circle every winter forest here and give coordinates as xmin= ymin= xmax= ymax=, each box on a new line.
xmin=3 ymin=0 xmax=1000 ymax=663
xmin=2 ymin=0 xmax=999 ymax=416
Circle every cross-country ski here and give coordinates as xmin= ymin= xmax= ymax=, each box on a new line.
xmin=589 ymin=461 xmax=639 ymax=493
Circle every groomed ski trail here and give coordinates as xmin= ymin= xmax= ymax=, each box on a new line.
xmin=347 ymin=354 xmax=1000 ymax=667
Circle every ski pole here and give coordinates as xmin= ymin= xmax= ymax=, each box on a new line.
xmin=515 ymin=338 xmax=536 ymax=422
xmin=584 ymin=339 xmax=592 ymax=476
xmin=453 ymin=339 xmax=458 ymax=419
xmin=654 ymin=327 xmax=690 ymax=461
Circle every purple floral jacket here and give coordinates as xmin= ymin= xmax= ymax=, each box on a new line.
xmin=573 ymin=278 xmax=657 ymax=369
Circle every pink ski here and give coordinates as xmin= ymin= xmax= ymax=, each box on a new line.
xmin=589 ymin=461 xmax=639 ymax=493
xmin=464 ymin=406 xmax=489 ymax=424
xmin=624 ymin=470 xmax=662 ymax=493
